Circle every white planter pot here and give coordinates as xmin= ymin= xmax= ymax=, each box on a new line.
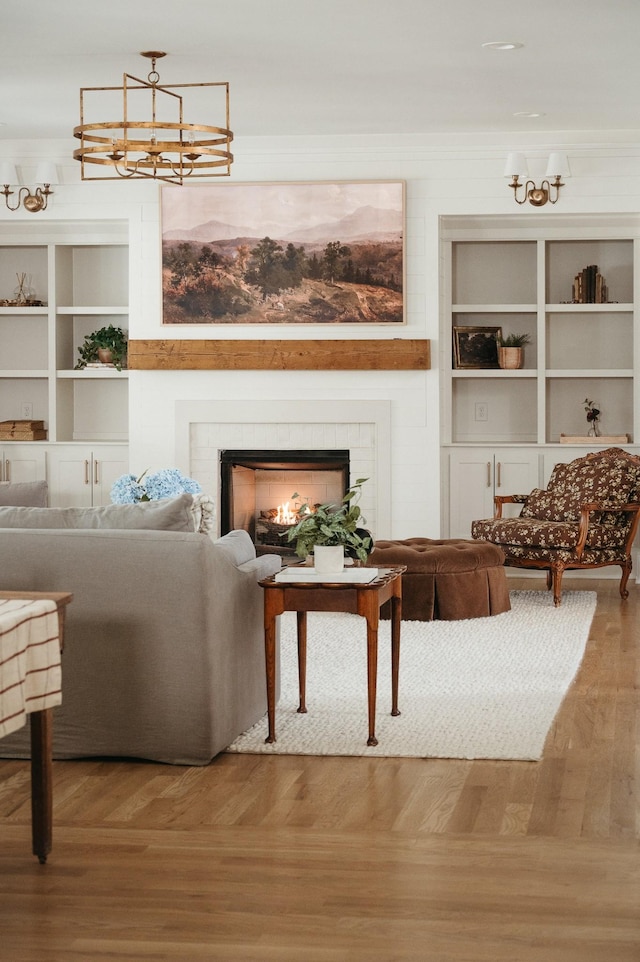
xmin=313 ymin=545 xmax=344 ymax=574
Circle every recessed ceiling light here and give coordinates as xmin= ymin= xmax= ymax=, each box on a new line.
xmin=514 ymin=111 xmax=546 ymax=118
xmin=482 ymin=41 xmax=524 ymax=51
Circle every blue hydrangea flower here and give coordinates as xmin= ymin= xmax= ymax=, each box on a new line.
xmin=143 ymin=469 xmax=202 ymax=500
xmin=110 ymin=473 xmax=146 ymax=504
xmin=110 ymin=469 xmax=202 ymax=504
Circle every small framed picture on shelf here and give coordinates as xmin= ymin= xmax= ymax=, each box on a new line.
xmin=453 ymin=326 xmax=502 ymax=369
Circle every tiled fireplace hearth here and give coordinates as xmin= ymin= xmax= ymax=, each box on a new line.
xmin=175 ymin=400 xmax=391 ymax=540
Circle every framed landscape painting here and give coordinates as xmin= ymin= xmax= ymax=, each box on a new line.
xmin=453 ymin=326 xmax=502 ymax=369
xmin=160 ymin=181 xmax=404 ymax=324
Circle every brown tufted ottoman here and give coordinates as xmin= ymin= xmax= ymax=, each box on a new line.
xmin=369 ymin=538 xmax=510 ymax=621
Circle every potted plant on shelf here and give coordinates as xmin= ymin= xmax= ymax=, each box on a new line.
xmin=496 ymin=332 xmax=531 ymax=370
xmin=285 ymin=478 xmax=373 ymax=573
xmin=75 ymin=324 xmax=128 ymax=371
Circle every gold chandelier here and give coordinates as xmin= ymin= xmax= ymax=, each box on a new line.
xmin=73 ymin=51 xmax=233 ymax=184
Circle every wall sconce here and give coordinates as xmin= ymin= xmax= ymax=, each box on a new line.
xmin=0 ymin=162 xmax=58 ymax=212
xmin=504 ymin=152 xmax=569 ymax=206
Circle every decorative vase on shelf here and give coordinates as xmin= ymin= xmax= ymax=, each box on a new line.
xmin=313 ymin=545 xmax=344 ymax=575
xmin=97 ymin=348 xmax=113 ymax=364
xmin=497 ymin=346 xmax=524 ymax=370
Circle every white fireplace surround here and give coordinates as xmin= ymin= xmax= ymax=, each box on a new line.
xmin=175 ymin=399 xmax=391 ymax=539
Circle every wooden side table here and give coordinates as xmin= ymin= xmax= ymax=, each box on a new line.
xmin=0 ymin=589 xmax=72 ymax=863
xmin=259 ymin=566 xmax=406 ymax=747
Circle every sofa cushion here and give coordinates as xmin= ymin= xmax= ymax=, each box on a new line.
xmin=0 ymin=480 xmax=48 ymax=507
xmin=0 ymin=492 xmax=203 ymax=531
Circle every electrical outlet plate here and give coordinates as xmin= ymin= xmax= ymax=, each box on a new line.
xmin=475 ymin=402 xmax=488 ymax=422
xmin=21 ymin=402 xmax=33 ymax=419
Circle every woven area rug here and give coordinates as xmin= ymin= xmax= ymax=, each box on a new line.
xmin=226 ymin=590 xmax=597 ymax=761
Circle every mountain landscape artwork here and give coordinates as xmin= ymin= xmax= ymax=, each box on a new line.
xmin=161 ymin=181 xmax=404 ymax=324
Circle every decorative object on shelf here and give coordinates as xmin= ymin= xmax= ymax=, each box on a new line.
xmin=284 ymin=478 xmax=373 ymax=564
xmin=571 ymin=264 xmax=609 ymax=304
xmin=584 ymin=398 xmax=601 ymax=437
xmin=496 ymin=332 xmax=531 ymax=370
xmin=504 ymin=152 xmax=569 ymax=207
xmin=160 ymin=181 xmax=405 ymax=325
xmin=0 ymin=419 xmax=47 ymax=441
xmin=73 ymin=51 xmax=233 ymax=184
xmin=560 ymin=434 xmax=629 ymax=444
xmin=0 ymin=272 xmax=44 ymax=307
xmin=0 ymin=161 xmax=57 ymax=213
xmin=110 ymin=468 xmax=202 ymax=504
xmin=74 ymin=325 xmax=128 ymax=372
xmin=453 ymin=326 xmax=502 ymax=369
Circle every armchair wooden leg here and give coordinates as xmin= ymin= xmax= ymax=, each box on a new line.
xmin=546 ymin=570 xmax=553 ymax=592
xmin=551 ymin=565 xmax=564 ymax=607
xmin=619 ymin=561 xmax=633 ymax=600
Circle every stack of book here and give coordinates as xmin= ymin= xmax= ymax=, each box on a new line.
xmin=572 ymin=264 xmax=608 ymax=303
xmin=0 ymin=419 xmax=47 ymax=441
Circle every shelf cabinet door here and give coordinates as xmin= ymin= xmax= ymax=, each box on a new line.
xmin=447 ymin=448 xmax=540 ymax=539
xmin=47 ymin=445 xmax=128 ymax=507
xmin=0 ymin=444 xmax=47 ymax=484
xmin=90 ymin=448 xmax=129 ymax=506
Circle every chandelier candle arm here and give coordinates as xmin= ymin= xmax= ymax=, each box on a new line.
xmin=73 ymin=51 xmax=234 ymax=184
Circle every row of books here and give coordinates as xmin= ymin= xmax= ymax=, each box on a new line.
xmin=572 ymin=264 xmax=608 ymax=303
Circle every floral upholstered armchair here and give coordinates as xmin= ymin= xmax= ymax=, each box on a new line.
xmin=471 ymin=448 xmax=640 ymax=606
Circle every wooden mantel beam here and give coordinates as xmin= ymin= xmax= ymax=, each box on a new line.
xmin=128 ymin=339 xmax=430 ymax=371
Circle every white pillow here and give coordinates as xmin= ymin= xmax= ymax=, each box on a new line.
xmin=189 ymin=493 xmax=216 ymax=535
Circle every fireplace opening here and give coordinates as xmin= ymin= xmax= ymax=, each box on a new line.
xmin=220 ymin=449 xmax=350 ymax=558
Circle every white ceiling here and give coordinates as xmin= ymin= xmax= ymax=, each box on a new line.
xmin=3 ymin=0 xmax=640 ymax=144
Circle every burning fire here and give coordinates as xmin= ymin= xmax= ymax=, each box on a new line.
xmin=274 ymin=501 xmax=298 ymax=525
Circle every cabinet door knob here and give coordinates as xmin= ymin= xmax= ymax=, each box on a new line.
xmin=486 ymin=462 xmax=491 ymax=487
xmin=84 ymin=460 xmax=90 ymax=485
xmin=94 ymin=460 xmax=100 ymax=485
xmin=496 ymin=461 xmax=502 ymax=487
xmin=4 ymin=459 xmax=9 ymax=483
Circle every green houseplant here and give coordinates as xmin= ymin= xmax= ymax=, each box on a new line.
xmin=496 ymin=332 xmax=531 ymax=348
xmin=285 ymin=478 xmax=373 ymax=564
xmin=496 ymin=332 xmax=531 ymax=370
xmin=75 ymin=324 xmax=128 ymax=371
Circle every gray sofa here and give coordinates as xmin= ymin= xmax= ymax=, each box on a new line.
xmin=0 ymin=494 xmax=280 ymax=765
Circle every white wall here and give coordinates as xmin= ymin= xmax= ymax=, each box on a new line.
xmin=2 ymin=131 xmax=640 ymax=536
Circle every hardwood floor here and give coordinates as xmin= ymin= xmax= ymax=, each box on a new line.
xmin=1 ymin=579 xmax=638 ymax=961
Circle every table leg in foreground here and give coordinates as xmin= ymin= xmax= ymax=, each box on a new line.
xmin=30 ymin=708 xmax=53 ymax=864
xmin=390 ymin=585 xmax=402 ymax=718
xmin=361 ymin=594 xmax=380 ymax=747
xmin=264 ymin=613 xmax=278 ymax=744
xmin=297 ymin=611 xmax=307 ymax=714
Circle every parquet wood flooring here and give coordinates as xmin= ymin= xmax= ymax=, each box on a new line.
xmin=1 ymin=579 xmax=638 ymax=961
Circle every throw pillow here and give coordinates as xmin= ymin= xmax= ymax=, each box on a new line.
xmin=189 ymin=493 xmax=216 ymax=535
xmin=0 ymin=492 xmax=199 ymax=531
xmin=0 ymin=480 xmax=48 ymax=507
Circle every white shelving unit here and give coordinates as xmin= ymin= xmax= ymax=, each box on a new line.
xmin=440 ymin=215 xmax=640 ymax=539
xmin=0 ymin=222 xmax=130 ymax=504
